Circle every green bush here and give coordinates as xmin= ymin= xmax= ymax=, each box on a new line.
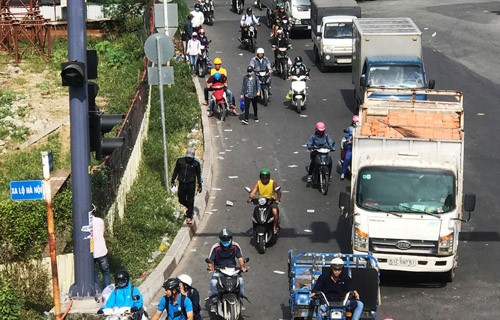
xmin=0 ymin=274 xmax=23 ymax=320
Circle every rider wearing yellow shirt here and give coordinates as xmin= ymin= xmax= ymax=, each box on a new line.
xmin=248 ymin=168 xmax=281 ymax=234
xmin=205 ymin=57 xmax=238 ymax=114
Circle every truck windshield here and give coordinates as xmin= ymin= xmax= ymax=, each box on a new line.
xmin=367 ymin=65 xmax=425 ymax=88
xmin=324 ymin=22 xmax=353 ymax=39
xmin=356 ymin=167 xmax=456 ymax=214
xmin=293 ymin=0 xmax=310 ymax=7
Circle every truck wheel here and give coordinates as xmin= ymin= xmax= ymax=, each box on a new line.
xmin=444 ymin=267 xmax=456 ymax=282
xmin=313 ymin=45 xmax=319 ymax=63
xmin=318 ymin=58 xmax=326 ymax=73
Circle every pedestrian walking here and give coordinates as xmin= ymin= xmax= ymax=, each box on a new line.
xmin=92 ymin=205 xmax=111 ymax=291
xmin=171 ymin=148 xmax=202 ymax=224
xmin=240 ymin=66 xmax=261 ymax=125
xmin=183 ymin=14 xmax=194 ymax=54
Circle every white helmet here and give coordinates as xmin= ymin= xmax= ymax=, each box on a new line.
xmin=177 ymin=274 xmax=193 ymax=287
xmin=256 ymin=48 xmax=265 ymax=54
xmin=330 ymin=257 xmax=345 ymax=269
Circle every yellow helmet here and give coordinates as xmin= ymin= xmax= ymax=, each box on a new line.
xmin=214 ymin=57 xmax=222 ymax=65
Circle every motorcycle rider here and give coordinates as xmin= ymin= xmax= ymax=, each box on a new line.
xmin=240 ymin=7 xmax=260 ymax=41
xmin=271 ymin=4 xmax=289 ymax=38
xmin=150 ymin=278 xmax=194 ymax=320
xmin=288 ymin=56 xmax=309 ymax=78
xmin=178 ymin=274 xmax=202 ymax=320
xmin=197 ymin=28 xmax=212 ymax=69
xmin=247 ymin=168 xmax=281 ymax=234
xmin=340 ymin=115 xmax=359 ymax=180
xmin=310 ymin=258 xmax=364 ymax=320
xmin=204 ymin=58 xmax=237 ymax=113
xmin=249 ymin=48 xmax=273 ymax=94
xmin=206 ymin=72 xmax=238 ymax=116
xmin=207 ymin=228 xmax=247 ymax=313
xmin=306 ymin=122 xmax=335 ymax=182
xmin=98 ymin=270 xmax=144 ymax=318
xmin=190 ymin=3 xmax=204 ymax=34
xmin=271 ymin=29 xmax=291 ymax=68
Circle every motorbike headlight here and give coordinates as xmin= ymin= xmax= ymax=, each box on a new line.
xmin=258 ymin=198 xmax=267 ymax=206
xmin=438 ymin=232 xmax=454 ymax=255
xmin=353 ymin=227 xmax=368 ymax=251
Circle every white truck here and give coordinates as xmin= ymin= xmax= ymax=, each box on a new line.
xmin=284 ymin=0 xmax=312 ymax=37
xmin=339 ymin=88 xmax=476 ymax=282
xmin=311 ymin=0 xmax=361 ymax=72
xmin=352 ymin=18 xmax=435 ymax=108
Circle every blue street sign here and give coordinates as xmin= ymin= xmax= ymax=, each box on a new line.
xmin=10 ymin=180 xmax=44 ymax=201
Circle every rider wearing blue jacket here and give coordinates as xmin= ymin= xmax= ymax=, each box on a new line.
xmin=306 ymin=122 xmax=335 ymax=182
xmin=98 ymin=270 xmax=143 ymax=315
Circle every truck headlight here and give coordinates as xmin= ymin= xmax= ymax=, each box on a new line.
xmin=353 ymin=227 xmax=368 ymax=251
xmin=322 ymin=45 xmax=335 ymax=53
xmin=438 ymin=232 xmax=454 ymax=255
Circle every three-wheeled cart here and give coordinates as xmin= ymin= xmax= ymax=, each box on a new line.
xmin=288 ymin=251 xmax=380 ymax=319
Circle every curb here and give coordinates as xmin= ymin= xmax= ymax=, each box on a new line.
xmin=138 ymin=75 xmax=213 ymax=306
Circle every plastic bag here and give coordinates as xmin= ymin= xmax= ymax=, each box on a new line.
xmin=239 ymin=97 xmax=245 ymax=112
xmin=171 ymin=184 xmax=178 ymax=194
xmin=101 ymin=284 xmax=115 ymax=304
xmin=285 ymin=90 xmax=292 ymax=101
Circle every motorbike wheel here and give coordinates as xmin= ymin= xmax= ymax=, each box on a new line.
xmin=257 ymin=235 xmax=266 ymax=254
xmin=296 ymin=99 xmax=302 ymax=114
xmin=281 ymin=61 xmax=287 ymax=80
xmin=221 ymin=103 xmax=227 ymax=122
xmin=262 ymin=88 xmax=268 ymax=107
xmin=249 ymin=37 xmax=255 ymax=53
xmin=319 ymin=169 xmax=329 ymax=195
xmin=229 ymin=303 xmax=238 ymax=320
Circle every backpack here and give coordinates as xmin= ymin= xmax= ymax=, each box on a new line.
xmin=188 ymin=288 xmax=201 ymax=318
xmin=165 ymin=294 xmax=189 ymax=319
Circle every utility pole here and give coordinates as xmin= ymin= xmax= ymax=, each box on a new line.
xmin=66 ymin=0 xmax=95 ymax=298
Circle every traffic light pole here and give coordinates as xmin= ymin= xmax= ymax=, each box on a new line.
xmin=67 ymin=0 xmax=95 ymax=298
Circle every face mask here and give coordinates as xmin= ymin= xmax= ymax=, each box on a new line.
xmin=221 ymin=240 xmax=231 ymax=247
xmin=296 ymin=62 xmax=302 ymax=66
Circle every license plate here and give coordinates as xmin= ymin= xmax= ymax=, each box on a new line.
xmin=388 ymin=257 xmax=416 ymax=267
xmin=307 ymin=25 xmax=311 ymax=30
xmin=337 ymin=58 xmax=352 ymax=64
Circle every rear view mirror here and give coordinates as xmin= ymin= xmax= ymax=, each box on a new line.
xmin=464 ymin=193 xmax=476 ymax=212
xmin=360 ymin=75 xmax=366 ymax=87
xmin=245 ymin=257 xmax=250 ymax=263
xmin=428 ymin=79 xmax=435 ymax=89
xmin=244 ymin=187 xmax=251 ymax=193
xmin=274 ymin=186 xmax=282 ymax=192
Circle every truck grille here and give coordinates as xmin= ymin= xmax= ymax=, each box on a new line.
xmin=370 ymin=238 xmax=438 ymax=255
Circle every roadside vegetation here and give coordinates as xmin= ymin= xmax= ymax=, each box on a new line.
xmin=0 ymin=0 xmax=196 ymax=318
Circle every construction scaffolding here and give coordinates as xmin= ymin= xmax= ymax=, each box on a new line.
xmin=0 ymin=0 xmax=51 ymax=63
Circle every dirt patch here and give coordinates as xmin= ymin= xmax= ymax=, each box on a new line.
xmin=0 ymin=64 xmax=70 ymax=155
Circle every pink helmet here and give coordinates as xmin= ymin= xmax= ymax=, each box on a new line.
xmin=352 ymin=115 xmax=360 ymax=123
xmin=315 ymin=122 xmax=326 ymax=132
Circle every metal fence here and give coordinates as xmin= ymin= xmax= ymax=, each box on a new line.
xmin=97 ymin=0 xmax=155 ymax=214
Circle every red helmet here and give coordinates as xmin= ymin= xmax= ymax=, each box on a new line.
xmin=198 ymin=28 xmax=205 ymax=34
xmin=315 ymin=122 xmax=326 ymax=132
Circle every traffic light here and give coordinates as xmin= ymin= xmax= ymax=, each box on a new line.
xmin=61 ymin=61 xmax=85 ymax=87
xmin=88 ymin=82 xmax=125 ymax=160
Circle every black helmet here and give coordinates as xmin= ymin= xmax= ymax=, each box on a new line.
xmin=163 ymin=278 xmax=180 ymax=291
xmin=194 ymin=3 xmax=202 ymax=10
xmin=115 ymin=270 xmax=130 ymax=288
xmin=247 ymin=65 xmax=254 ymax=73
xmin=219 ymin=228 xmax=233 ymax=241
xmin=246 ymin=7 xmax=252 ymax=14
xmin=294 ymin=56 xmax=303 ymax=64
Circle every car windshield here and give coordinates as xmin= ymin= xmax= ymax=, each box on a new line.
xmin=356 ymin=167 xmax=456 ymax=214
xmin=323 ymin=22 xmax=353 ymax=39
xmin=293 ymin=0 xmax=310 ymax=6
xmin=367 ymin=65 xmax=426 ymax=88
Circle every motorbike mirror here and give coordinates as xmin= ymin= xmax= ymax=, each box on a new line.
xmin=244 ymin=257 xmax=250 ymax=263
xmin=209 ymin=39 xmax=212 ymax=43
xmin=428 ymin=79 xmax=436 ymax=89
xmin=274 ymin=186 xmax=281 ymax=192
xmin=244 ymin=187 xmax=252 ymax=193
xmin=360 ymin=74 xmax=366 ymax=87
xmin=205 ymin=258 xmax=212 ymax=264
xmin=463 ymin=193 xmax=476 ymax=212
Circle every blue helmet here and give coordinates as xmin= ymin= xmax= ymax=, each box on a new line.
xmin=213 ymin=72 xmax=221 ymax=81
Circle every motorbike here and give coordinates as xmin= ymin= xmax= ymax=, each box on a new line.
xmin=273 ymin=45 xmax=291 ymax=80
xmin=232 ymin=0 xmax=244 ymax=14
xmin=314 ymin=291 xmax=358 ymax=320
xmin=196 ymin=44 xmax=209 ymax=77
xmin=311 ymin=148 xmax=333 ymax=195
xmin=254 ymin=0 xmax=263 ymax=10
xmin=289 ymin=72 xmax=309 ymax=113
xmin=240 ymin=24 xmax=257 ymax=53
xmin=205 ymin=258 xmax=250 ymax=320
xmin=245 ymin=186 xmax=281 ymax=254
xmin=277 ymin=18 xmax=291 ymax=39
xmin=101 ymin=307 xmax=149 ymax=320
xmin=256 ymin=69 xmax=271 ymax=106
xmin=203 ymin=0 xmax=215 ymax=25
xmin=210 ymin=84 xmax=230 ymax=121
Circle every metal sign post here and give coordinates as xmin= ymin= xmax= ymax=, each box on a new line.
xmin=144 ymin=33 xmax=175 ymax=192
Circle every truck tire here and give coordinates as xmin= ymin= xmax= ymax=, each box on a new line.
xmin=444 ymin=267 xmax=456 ymax=282
xmin=318 ymin=58 xmax=326 ymax=73
xmin=313 ymin=45 xmax=319 ymax=63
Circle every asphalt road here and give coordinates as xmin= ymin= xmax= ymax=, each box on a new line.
xmin=148 ymin=0 xmax=500 ymax=318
